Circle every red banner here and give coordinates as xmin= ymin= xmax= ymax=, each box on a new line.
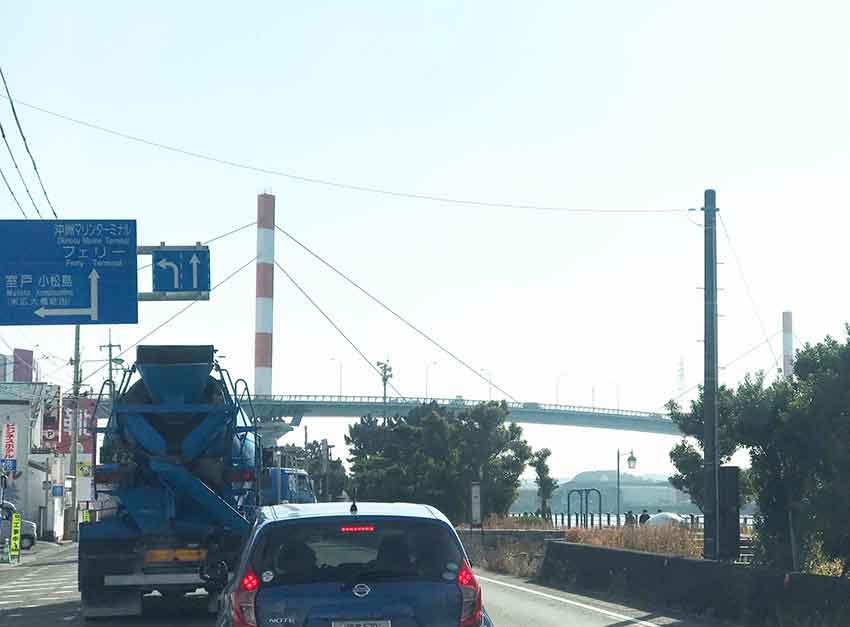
xmin=59 ymin=397 xmax=96 ymax=454
xmin=41 ymin=385 xmax=62 ymax=450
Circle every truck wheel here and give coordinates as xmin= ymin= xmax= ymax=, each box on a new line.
xmin=20 ymin=535 xmax=34 ymax=550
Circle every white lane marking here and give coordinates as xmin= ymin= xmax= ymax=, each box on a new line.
xmin=478 ymin=575 xmax=661 ymax=627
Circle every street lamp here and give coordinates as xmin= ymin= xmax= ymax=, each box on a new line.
xmin=480 ymin=369 xmax=493 ymax=401
xmin=555 ymin=373 xmax=568 ymax=405
xmin=330 ymin=357 xmax=343 ymax=396
xmin=425 ymin=361 xmax=437 ymax=400
xmin=616 ymin=449 xmax=637 ymax=525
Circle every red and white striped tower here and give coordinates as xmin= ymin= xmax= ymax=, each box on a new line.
xmin=255 ymin=193 xmax=275 ymax=395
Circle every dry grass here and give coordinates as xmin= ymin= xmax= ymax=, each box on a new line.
xmin=564 ymin=525 xmax=702 ymax=559
xmin=480 ymin=514 xmax=555 ymax=530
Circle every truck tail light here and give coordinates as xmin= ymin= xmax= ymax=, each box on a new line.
xmin=231 ymin=566 xmax=258 ymax=627
xmin=457 ymin=560 xmax=482 ymax=627
xmin=226 ymin=469 xmax=255 ymax=483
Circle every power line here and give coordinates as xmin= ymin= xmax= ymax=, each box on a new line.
xmin=718 ymin=214 xmax=780 ymax=372
xmin=0 ymin=117 xmax=42 ymax=218
xmin=138 ymin=221 xmax=256 ymax=272
xmin=0 ymin=68 xmax=57 ymax=218
xmin=274 ymin=260 xmax=405 ymax=398
xmin=0 ymin=162 xmax=26 ymax=218
xmin=661 ymin=330 xmax=781 ymax=409
xmin=0 ymin=95 xmax=688 ymax=215
xmin=81 ymin=255 xmax=256 ymax=384
xmin=275 ymin=225 xmax=518 ymax=402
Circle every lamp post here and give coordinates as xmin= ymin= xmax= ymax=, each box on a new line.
xmin=616 ymin=449 xmax=637 ymax=525
xmin=555 ymin=373 xmax=568 ymax=405
xmin=330 ymin=357 xmax=343 ymax=396
xmin=480 ymin=368 xmax=492 ymax=401
xmin=425 ymin=361 xmax=437 ymax=400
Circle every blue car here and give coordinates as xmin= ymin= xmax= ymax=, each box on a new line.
xmin=216 ymin=501 xmax=492 ymax=627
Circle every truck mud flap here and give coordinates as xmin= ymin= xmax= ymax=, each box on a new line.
xmin=82 ymin=589 xmax=142 ymax=618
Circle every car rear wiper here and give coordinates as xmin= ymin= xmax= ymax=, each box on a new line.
xmin=340 ymin=568 xmax=418 ymax=590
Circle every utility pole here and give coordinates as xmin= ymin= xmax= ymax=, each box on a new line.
xmin=702 ymin=189 xmax=720 ymax=560
xmin=71 ymin=324 xmax=81 ymax=540
xmin=99 ymin=329 xmax=122 ymax=395
xmin=377 ymin=360 xmax=393 ymax=416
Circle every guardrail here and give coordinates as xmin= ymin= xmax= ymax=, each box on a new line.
xmin=253 ymin=394 xmax=670 ymax=421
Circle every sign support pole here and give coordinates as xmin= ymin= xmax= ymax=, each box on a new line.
xmin=71 ymin=324 xmax=81 ymax=540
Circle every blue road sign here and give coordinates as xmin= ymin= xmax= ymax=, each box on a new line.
xmin=152 ymin=249 xmax=210 ymax=293
xmin=51 ymin=484 xmax=64 ymax=497
xmin=0 ymin=220 xmax=137 ymax=326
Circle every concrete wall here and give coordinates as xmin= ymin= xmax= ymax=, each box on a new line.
xmin=540 ymin=540 xmax=850 ymax=623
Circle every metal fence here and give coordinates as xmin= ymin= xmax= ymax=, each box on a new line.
xmin=509 ymin=511 xmax=755 ymax=533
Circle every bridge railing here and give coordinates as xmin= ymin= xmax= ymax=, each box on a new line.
xmin=252 ymin=394 xmax=671 ymax=421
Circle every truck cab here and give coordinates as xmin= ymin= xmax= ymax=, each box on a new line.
xmin=261 ymin=468 xmax=317 ymax=505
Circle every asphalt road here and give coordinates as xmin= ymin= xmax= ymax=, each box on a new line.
xmin=0 ymin=544 xmax=719 ymax=626
xmin=478 ymin=569 xmax=719 ymax=627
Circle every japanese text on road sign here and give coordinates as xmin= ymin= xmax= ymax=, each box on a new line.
xmin=10 ymin=512 xmax=21 ymax=559
xmin=0 ymin=219 xmax=137 ymax=325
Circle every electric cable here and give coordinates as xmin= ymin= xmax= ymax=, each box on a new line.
xmin=81 ymin=255 xmax=256 ymax=384
xmin=661 ymin=330 xmax=781 ymax=409
xmin=0 ymin=95 xmax=688 ymax=215
xmin=0 ymin=117 xmax=41 ymax=218
xmin=0 ymin=162 xmax=26 ymax=218
xmin=275 ymin=225 xmax=518 ymax=402
xmin=718 ymin=214 xmax=780 ymax=372
xmin=137 ymin=221 xmax=256 ymax=272
xmin=0 ymin=68 xmax=57 ymax=218
xmin=274 ymin=260 xmax=405 ymax=398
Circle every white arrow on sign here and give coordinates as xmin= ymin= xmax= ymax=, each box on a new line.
xmin=157 ymin=258 xmax=180 ymax=289
xmin=189 ymin=254 xmax=199 ymax=289
xmin=34 ymin=269 xmax=100 ymax=320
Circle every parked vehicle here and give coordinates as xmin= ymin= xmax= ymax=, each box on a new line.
xmin=215 ymin=501 xmax=493 ymax=627
xmin=79 ymin=345 xmax=262 ymax=618
xmin=0 ymin=500 xmax=37 ymax=550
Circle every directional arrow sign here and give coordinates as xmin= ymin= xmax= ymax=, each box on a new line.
xmin=189 ymin=254 xmax=199 ymax=289
xmin=0 ymin=220 xmax=137 ymax=326
xmin=156 ymin=259 xmax=180 ymax=289
xmin=35 ymin=269 xmax=100 ymax=320
xmin=152 ymin=249 xmax=210 ymax=293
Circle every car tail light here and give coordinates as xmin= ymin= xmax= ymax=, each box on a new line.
xmin=231 ymin=566 xmax=259 ymax=627
xmin=340 ymin=525 xmax=375 ymax=533
xmin=457 ymin=560 xmax=482 ymax=627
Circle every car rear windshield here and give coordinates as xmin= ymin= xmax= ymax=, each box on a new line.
xmin=250 ymin=517 xmax=464 ymax=586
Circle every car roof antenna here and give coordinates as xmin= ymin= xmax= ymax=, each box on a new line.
xmin=350 ymin=488 xmax=358 ymax=515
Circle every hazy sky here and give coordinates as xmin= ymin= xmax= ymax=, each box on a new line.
xmin=1 ymin=2 xmax=848 ymax=479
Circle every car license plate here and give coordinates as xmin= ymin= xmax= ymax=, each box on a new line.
xmin=332 ymin=622 xmax=391 ymax=627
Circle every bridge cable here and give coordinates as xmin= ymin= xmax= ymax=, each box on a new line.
xmin=0 ymin=94 xmax=688 ymax=215
xmin=0 ymin=162 xmax=27 ymax=218
xmin=273 ymin=260 xmax=406 ymax=398
xmin=137 ymin=221 xmax=256 ymax=272
xmin=718 ymin=214 xmax=780 ymax=372
xmin=275 ymin=225 xmax=518 ymax=402
xmin=80 ymin=256 xmax=257 ymax=385
xmin=0 ymin=68 xmax=58 ymax=218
